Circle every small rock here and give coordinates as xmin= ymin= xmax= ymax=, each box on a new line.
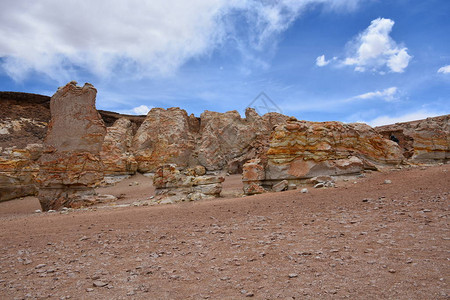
xmin=384 ymin=180 xmax=392 ymax=184
xmin=86 ymin=288 xmax=94 ymax=292
xmin=246 ymin=292 xmax=254 ymax=297
xmin=35 ymin=264 xmax=47 ymax=269
xmin=34 ymin=209 xmax=42 ymax=213
xmin=79 ymin=236 xmax=89 ymax=241
xmin=288 ymin=273 xmax=298 ymax=278
xmin=93 ymin=280 xmax=108 ymax=287
xmin=314 ymin=182 xmax=324 ymax=188
xmin=300 ymin=188 xmax=308 ymax=193
xmin=388 ymin=269 xmax=396 ymax=273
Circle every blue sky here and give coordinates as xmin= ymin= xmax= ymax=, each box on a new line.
xmin=0 ymin=0 xmax=449 ymax=125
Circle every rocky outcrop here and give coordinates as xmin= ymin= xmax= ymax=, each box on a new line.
xmin=0 ymin=144 xmax=43 ymax=202
xmin=101 ymin=118 xmax=137 ymax=175
xmin=243 ymin=118 xmax=403 ymax=194
xmin=132 ymin=108 xmax=199 ymax=173
xmin=37 ymin=82 xmax=107 ymax=211
xmin=153 ymin=164 xmax=224 ymax=203
xmin=375 ymin=115 xmax=450 ymax=163
xmin=197 ymin=108 xmax=288 ymax=173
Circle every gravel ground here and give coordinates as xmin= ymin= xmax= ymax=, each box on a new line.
xmin=0 ymin=164 xmax=449 ymax=299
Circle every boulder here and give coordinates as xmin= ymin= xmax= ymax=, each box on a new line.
xmin=152 ymin=164 xmax=223 ymax=203
xmin=37 ymin=81 xmax=107 ymax=211
xmin=101 ymin=118 xmax=137 ymax=175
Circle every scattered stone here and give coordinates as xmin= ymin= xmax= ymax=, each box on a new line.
xmin=300 ymin=188 xmax=308 ymax=193
xmin=384 ymin=179 xmax=392 ymax=184
xmin=288 ymin=273 xmax=298 ymax=278
xmin=86 ymin=288 xmax=94 ymax=292
xmin=34 ymin=209 xmax=42 ymax=213
xmin=272 ymin=180 xmax=289 ymax=192
xmin=314 ymin=182 xmax=325 ymax=189
xmin=93 ymin=280 xmax=108 ymax=287
xmin=35 ymin=264 xmax=46 ymax=269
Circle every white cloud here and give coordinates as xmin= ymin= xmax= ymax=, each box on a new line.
xmin=131 ymin=105 xmax=151 ymax=115
xmin=437 ymin=65 xmax=450 ymax=74
xmin=316 ymin=55 xmax=330 ymax=67
xmin=118 ymin=105 xmax=152 ymax=115
xmin=0 ymin=0 xmax=361 ymax=82
xmin=367 ymin=110 xmax=445 ymax=127
xmin=350 ymin=86 xmax=398 ymax=102
xmin=327 ymin=18 xmax=412 ymax=73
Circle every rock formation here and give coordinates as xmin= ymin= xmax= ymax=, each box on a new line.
xmin=132 ymin=107 xmax=288 ymax=174
xmin=243 ymin=118 xmax=403 ymax=194
xmin=197 ymin=108 xmax=288 ymax=173
xmin=101 ymin=118 xmax=137 ymax=175
xmin=375 ymin=114 xmax=449 ymax=163
xmin=37 ymin=82 xmax=107 ymax=210
xmin=132 ymin=108 xmax=199 ymax=173
xmin=0 ymin=144 xmax=42 ymax=202
xmin=153 ymin=164 xmax=224 ymax=203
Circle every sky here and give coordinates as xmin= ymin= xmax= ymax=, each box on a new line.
xmin=0 ymin=0 xmax=449 ymax=126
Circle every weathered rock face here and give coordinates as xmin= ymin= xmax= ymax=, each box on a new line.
xmin=153 ymin=164 xmax=224 ymax=203
xmin=243 ymin=119 xmax=403 ymax=194
xmin=0 ymin=144 xmax=43 ymax=202
xmin=197 ymin=108 xmax=288 ymax=173
xmin=101 ymin=118 xmax=137 ymax=175
xmin=37 ymin=82 xmax=107 ymax=211
xmin=375 ymin=115 xmax=450 ymax=163
xmin=132 ymin=108 xmax=199 ymax=173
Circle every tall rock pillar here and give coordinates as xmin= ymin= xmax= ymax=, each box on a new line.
xmin=37 ymin=81 xmax=106 ymax=210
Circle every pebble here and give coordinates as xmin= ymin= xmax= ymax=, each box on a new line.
xmin=388 ymin=269 xmax=396 ymax=273
xmin=86 ymin=288 xmax=94 ymax=292
xmin=35 ymin=264 xmax=47 ymax=269
xmin=300 ymin=188 xmax=308 ymax=193
xmin=93 ymin=280 xmax=108 ymax=287
xmin=288 ymin=273 xmax=298 ymax=278
xmin=384 ymin=180 xmax=392 ymax=184
xmin=34 ymin=209 xmax=42 ymax=213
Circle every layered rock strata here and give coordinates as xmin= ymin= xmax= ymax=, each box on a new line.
xmin=0 ymin=144 xmax=43 ymax=201
xmin=375 ymin=114 xmax=449 ymax=163
xmin=153 ymin=164 xmax=224 ymax=204
xmin=37 ymin=82 xmax=107 ymax=211
xmin=243 ymin=118 xmax=403 ymax=194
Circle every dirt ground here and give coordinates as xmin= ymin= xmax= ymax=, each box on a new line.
xmin=0 ymin=165 xmax=449 ymax=299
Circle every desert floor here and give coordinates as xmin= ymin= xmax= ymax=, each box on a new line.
xmin=0 ymin=164 xmax=449 ymax=299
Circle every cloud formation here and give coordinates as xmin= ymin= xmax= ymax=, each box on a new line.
xmin=367 ymin=110 xmax=444 ymax=127
xmin=350 ymin=86 xmax=398 ymax=102
xmin=318 ymin=18 xmax=411 ymax=73
xmin=0 ymin=0 xmax=361 ymax=82
xmin=316 ymin=55 xmax=330 ymax=67
xmin=437 ymin=65 xmax=450 ymax=74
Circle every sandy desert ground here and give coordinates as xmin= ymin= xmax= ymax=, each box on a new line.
xmin=0 ymin=164 xmax=449 ymax=299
